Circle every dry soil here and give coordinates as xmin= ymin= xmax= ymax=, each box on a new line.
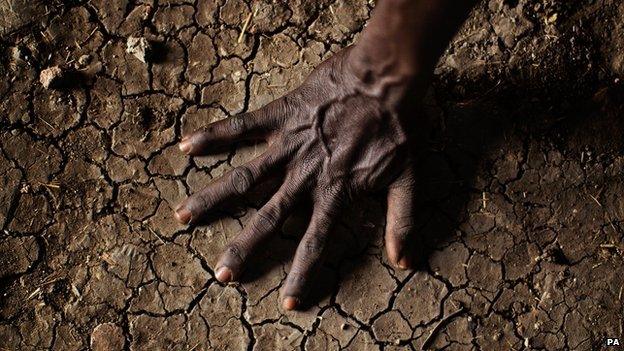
xmin=1 ymin=0 xmax=624 ymax=350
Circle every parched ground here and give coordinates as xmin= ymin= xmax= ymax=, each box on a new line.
xmin=1 ymin=0 xmax=624 ymax=350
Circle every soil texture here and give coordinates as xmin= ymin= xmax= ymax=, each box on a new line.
xmin=1 ymin=0 xmax=624 ymax=350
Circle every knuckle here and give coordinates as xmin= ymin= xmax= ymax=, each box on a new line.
xmin=281 ymin=190 xmax=296 ymax=207
xmin=280 ymin=94 xmax=299 ymax=116
xmin=253 ymin=210 xmax=278 ymax=234
xmin=389 ymin=219 xmax=414 ymax=241
xmin=204 ymin=123 xmax=219 ymax=136
xmin=228 ymin=115 xmax=246 ymax=133
xmin=195 ymin=190 xmax=213 ymax=211
xmin=303 ymin=235 xmax=326 ymax=257
xmin=392 ymin=214 xmax=415 ymax=229
xmin=230 ymin=166 xmax=254 ymax=195
xmin=224 ymin=242 xmax=245 ymax=264
xmin=194 ymin=195 xmax=208 ymax=212
xmin=286 ymin=271 xmax=307 ymax=289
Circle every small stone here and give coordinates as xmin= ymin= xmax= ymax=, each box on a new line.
xmin=126 ymin=37 xmax=152 ymax=63
xmin=39 ymin=66 xmax=64 ymax=89
xmin=10 ymin=46 xmax=24 ymax=61
xmin=78 ymin=54 xmax=91 ymax=66
xmin=546 ymin=13 xmax=558 ymax=24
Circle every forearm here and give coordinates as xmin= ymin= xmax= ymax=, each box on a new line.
xmin=351 ymin=0 xmax=477 ymax=81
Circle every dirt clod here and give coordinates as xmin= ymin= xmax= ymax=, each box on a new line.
xmin=39 ymin=66 xmax=65 ymax=89
xmin=90 ymin=323 xmax=125 ymax=351
xmin=77 ymin=54 xmax=91 ymax=67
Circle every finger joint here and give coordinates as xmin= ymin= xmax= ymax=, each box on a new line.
xmin=228 ymin=115 xmax=247 ymax=134
xmin=253 ymin=210 xmax=278 ymax=234
xmin=303 ymin=235 xmax=326 ymax=258
xmin=224 ymin=243 xmax=245 ymax=265
xmin=230 ymin=166 xmax=254 ymax=195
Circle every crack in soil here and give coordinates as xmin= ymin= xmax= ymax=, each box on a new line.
xmin=1 ymin=0 xmax=624 ymax=350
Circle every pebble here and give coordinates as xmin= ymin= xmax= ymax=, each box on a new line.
xmin=77 ymin=54 xmax=91 ymax=66
xmin=126 ymin=37 xmax=153 ymax=63
xmin=39 ymin=66 xmax=64 ymax=89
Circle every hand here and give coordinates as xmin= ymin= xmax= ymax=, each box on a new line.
xmin=174 ymin=46 xmax=423 ymax=310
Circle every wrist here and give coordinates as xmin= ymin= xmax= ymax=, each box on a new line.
xmin=343 ymin=45 xmax=429 ymax=115
xmin=352 ymin=0 xmax=477 ymax=81
xmin=351 ymin=0 xmax=422 ymax=78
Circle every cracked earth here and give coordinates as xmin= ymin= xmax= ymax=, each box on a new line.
xmin=1 ymin=0 xmax=624 ymax=350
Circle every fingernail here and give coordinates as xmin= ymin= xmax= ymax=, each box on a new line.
xmin=174 ymin=207 xmax=192 ymax=224
xmin=397 ymin=256 xmax=411 ymax=270
xmin=215 ymin=266 xmax=232 ymax=283
xmin=283 ymin=296 xmax=299 ymax=311
xmin=179 ymin=140 xmax=191 ymax=154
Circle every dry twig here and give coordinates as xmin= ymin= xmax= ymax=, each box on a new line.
xmin=237 ymin=8 xmax=258 ymax=43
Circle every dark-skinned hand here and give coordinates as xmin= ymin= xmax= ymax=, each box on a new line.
xmin=173 ymin=0 xmax=477 ymax=311
xmin=174 ymin=46 xmax=422 ymax=310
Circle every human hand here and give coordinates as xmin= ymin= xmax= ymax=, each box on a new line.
xmin=174 ymin=45 xmax=425 ymax=310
